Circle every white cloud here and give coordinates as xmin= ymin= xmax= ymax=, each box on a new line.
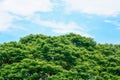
xmin=1 ymin=0 xmax=55 ymax=16
xmin=104 ymin=20 xmax=120 ymax=29
xmin=0 ymin=0 xmax=55 ymax=31
xmin=0 ymin=12 xmax=13 ymax=31
xmin=104 ymin=20 xmax=119 ymax=26
xmin=63 ymin=0 xmax=120 ymax=16
xmin=32 ymin=16 xmax=91 ymax=37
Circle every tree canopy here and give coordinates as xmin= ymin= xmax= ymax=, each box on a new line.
xmin=0 ymin=33 xmax=120 ymax=80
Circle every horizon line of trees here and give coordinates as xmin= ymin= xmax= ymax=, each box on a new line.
xmin=0 ymin=33 xmax=120 ymax=80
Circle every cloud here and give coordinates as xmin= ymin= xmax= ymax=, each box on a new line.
xmin=0 ymin=12 xmax=13 ymax=31
xmin=0 ymin=0 xmax=55 ymax=31
xmin=63 ymin=0 xmax=120 ymax=16
xmin=104 ymin=20 xmax=120 ymax=26
xmin=1 ymin=0 xmax=55 ymax=16
xmin=32 ymin=16 xmax=91 ymax=37
xmin=104 ymin=20 xmax=120 ymax=29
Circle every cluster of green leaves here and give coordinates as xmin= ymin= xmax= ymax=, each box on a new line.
xmin=0 ymin=33 xmax=120 ymax=80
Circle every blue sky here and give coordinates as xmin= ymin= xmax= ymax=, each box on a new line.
xmin=0 ymin=0 xmax=120 ymax=44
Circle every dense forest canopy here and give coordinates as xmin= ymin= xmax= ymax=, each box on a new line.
xmin=0 ymin=33 xmax=120 ymax=80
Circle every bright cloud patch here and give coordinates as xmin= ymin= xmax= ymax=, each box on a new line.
xmin=1 ymin=0 xmax=55 ymax=16
xmin=32 ymin=16 xmax=91 ymax=37
xmin=63 ymin=0 xmax=120 ymax=16
xmin=0 ymin=13 xmax=13 ymax=31
xmin=0 ymin=0 xmax=55 ymax=31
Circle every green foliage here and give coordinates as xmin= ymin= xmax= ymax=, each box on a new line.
xmin=0 ymin=33 xmax=120 ymax=80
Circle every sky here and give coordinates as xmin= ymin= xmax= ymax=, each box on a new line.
xmin=0 ymin=0 xmax=120 ymax=44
